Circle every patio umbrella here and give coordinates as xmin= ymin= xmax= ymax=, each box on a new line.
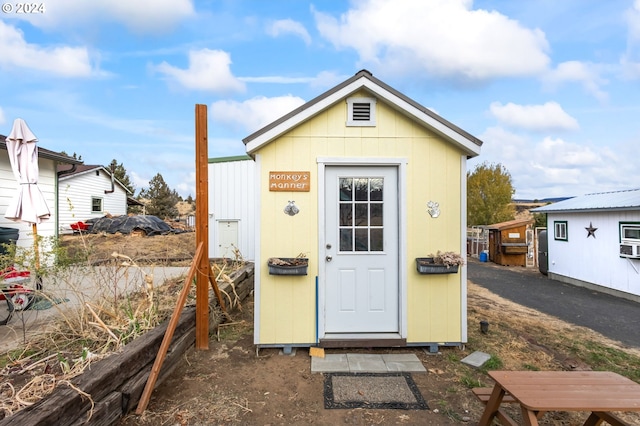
xmin=4 ymin=118 xmax=50 ymax=290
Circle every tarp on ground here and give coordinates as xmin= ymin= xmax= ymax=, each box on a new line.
xmin=86 ymin=215 xmax=181 ymax=236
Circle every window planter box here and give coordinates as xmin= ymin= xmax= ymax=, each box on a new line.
xmin=415 ymin=258 xmax=459 ymax=274
xmin=501 ymin=243 xmax=528 ymax=254
xmin=267 ymin=258 xmax=309 ymax=276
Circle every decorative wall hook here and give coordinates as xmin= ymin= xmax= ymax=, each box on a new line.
xmin=284 ymin=200 xmax=300 ymax=216
xmin=427 ymin=201 xmax=440 ymax=218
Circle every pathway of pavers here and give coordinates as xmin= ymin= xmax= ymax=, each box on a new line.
xmin=311 ymin=353 xmax=426 ymax=373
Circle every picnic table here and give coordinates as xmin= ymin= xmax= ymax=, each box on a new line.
xmin=476 ymin=370 xmax=640 ymax=426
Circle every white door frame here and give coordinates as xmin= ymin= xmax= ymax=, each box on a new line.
xmin=317 ymin=157 xmax=408 ymax=340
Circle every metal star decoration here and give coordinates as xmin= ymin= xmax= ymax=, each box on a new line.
xmin=585 ymin=222 xmax=598 ymax=238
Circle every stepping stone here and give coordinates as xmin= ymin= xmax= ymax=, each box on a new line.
xmin=461 ymin=351 xmax=491 ymax=368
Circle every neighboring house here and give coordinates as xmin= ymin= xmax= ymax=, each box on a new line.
xmin=244 ymin=70 xmax=482 ymax=352
xmin=0 ymin=135 xmax=82 ymax=250
xmin=208 ymin=155 xmax=256 ymax=260
xmin=532 ymin=188 xmax=640 ymax=302
xmin=57 ymin=164 xmax=131 ymax=232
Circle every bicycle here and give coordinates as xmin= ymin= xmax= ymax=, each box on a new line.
xmin=0 ymin=268 xmax=34 ymax=325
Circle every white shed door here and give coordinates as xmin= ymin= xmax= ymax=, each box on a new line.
xmin=324 ymin=167 xmax=399 ymax=333
xmin=217 ymin=220 xmax=238 ymax=257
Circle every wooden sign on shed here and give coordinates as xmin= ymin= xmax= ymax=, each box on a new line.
xmin=269 ymin=171 xmax=310 ymax=192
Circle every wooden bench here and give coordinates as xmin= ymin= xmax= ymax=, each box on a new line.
xmin=473 ymin=387 xmax=519 ymax=426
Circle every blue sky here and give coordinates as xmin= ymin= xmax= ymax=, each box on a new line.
xmin=1 ymin=0 xmax=639 ymax=200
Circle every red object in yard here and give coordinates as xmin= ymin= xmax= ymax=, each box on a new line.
xmin=0 ymin=266 xmax=31 ymax=302
xmin=1 ymin=266 xmax=30 ymax=280
xmin=70 ymin=221 xmax=89 ymax=232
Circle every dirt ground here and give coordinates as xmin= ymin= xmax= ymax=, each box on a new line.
xmin=57 ymin=232 xmax=640 ymax=426
xmin=116 ymin=285 xmax=640 ymax=426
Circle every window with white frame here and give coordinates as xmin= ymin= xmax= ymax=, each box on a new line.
xmin=91 ymin=197 xmax=103 ymax=213
xmin=554 ymin=221 xmax=568 ymax=241
xmin=346 ymin=97 xmax=376 ymax=126
xmin=620 ymin=222 xmax=640 ymax=242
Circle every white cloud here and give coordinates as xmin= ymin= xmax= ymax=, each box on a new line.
xmin=475 ymin=126 xmax=528 ymax=164
xmin=266 ymin=19 xmax=312 ymax=45
xmin=313 ymin=0 xmax=549 ymax=82
xmin=10 ymin=0 xmax=194 ymax=34
xmin=535 ymin=137 xmax=601 ymax=168
xmin=210 ymin=95 xmax=306 ymax=134
xmin=154 ymin=49 xmax=245 ymax=93
xmin=489 ymin=101 xmax=579 ymax=132
xmin=0 ymin=21 xmax=96 ymax=77
xmin=476 ymin=126 xmax=628 ymax=198
xmin=543 ymin=61 xmax=608 ymax=101
xmin=238 ymin=70 xmax=347 ymax=88
xmin=0 ymin=107 xmax=5 ymax=125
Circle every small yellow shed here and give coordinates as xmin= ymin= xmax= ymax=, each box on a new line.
xmin=243 ymin=70 xmax=482 ymax=352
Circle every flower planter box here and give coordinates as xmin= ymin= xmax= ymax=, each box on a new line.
xmin=267 ymin=258 xmax=309 ymax=276
xmin=416 ymin=258 xmax=459 ymax=274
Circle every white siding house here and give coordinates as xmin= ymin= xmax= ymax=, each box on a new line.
xmin=1 ymin=135 xmax=82 ymax=250
xmin=532 ymin=188 xmax=640 ymax=302
xmin=57 ymin=165 xmax=131 ymax=232
xmin=208 ymin=156 xmax=256 ymax=260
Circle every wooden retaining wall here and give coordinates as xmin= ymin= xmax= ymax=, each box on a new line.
xmin=0 ymin=263 xmax=254 ymax=426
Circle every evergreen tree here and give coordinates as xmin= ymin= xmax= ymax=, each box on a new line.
xmin=467 ymin=162 xmax=515 ymax=226
xmin=107 ymin=159 xmax=135 ymax=194
xmin=139 ymin=173 xmax=180 ymax=219
xmin=59 ymin=151 xmax=82 ymax=161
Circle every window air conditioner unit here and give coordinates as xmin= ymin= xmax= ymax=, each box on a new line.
xmin=620 ymin=243 xmax=640 ymax=259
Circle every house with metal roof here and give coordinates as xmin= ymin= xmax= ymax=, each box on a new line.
xmin=532 ymin=188 xmax=640 ymax=301
xmin=244 ymin=70 xmax=482 ymax=352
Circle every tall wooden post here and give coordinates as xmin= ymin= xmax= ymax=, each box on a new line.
xmin=195 ymin=104 xmax=209 ymax=349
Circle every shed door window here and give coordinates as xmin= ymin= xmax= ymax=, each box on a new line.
xmin=92 ymin=197 xmax=103 ymax=213
xmin=554 ymin=221 xmax=567 ymax=241
xmin=339 ymin=177 xmax=383 ymax=252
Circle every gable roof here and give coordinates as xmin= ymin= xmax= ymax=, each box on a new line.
xmin=532 ymin=188 xmax=640 ymax=213
xmin=58 ymin=164 xmax=132 ymax=194
xmin=1 ymin=134 xmax=83 ymax=165
xmin=57 ymin=164 xmax=104 ymax=178
xmin=486 ymin=218 xmax=534 ymax=230
xmin=243 ymin=70 xmax=482 ymax=157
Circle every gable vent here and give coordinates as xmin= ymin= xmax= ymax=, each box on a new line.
xmin=352 ymin=102 xmax=371 ymax=121
xmin=347 ymin=97 xmax=377 ymax=127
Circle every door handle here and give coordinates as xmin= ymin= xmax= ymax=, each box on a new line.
xmin=326 ymin=255 xmax=333 ymax=262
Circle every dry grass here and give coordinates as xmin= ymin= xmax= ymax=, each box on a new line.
xmin=0 ymin=231 xmax=245 ymax=420
xmin=461 ymin=281 xmax=640 ymax=425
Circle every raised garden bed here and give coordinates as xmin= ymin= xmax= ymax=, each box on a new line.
xmin=0 ymin=263 xmax=254 ymax=426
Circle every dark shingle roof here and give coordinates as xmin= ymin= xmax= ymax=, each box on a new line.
xmin=0 ymin=134 xmax=83 ymax=165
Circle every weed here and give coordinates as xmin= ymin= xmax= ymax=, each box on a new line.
xmin=460 ymin=374 xmax=483 ymax=389
xmin=480 ymin=355 xmax=503 ymax=373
